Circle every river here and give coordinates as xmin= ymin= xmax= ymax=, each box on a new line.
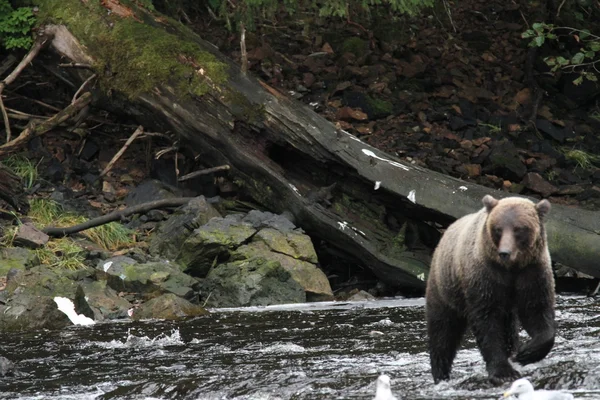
xmin=0 ymin=295 xmax=598 ymax=399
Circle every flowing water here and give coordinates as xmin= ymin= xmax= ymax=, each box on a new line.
xmin=0 ymin=295 xmax=599 ymax=399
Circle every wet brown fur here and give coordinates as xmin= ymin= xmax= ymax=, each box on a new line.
xmin=426 ymin=195 xmax=555 ymax=386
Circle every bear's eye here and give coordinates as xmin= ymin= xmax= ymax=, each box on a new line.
xmin=492 ymin=227 xmax=502 ymax=237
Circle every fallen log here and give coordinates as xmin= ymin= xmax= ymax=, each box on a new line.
xmin=34 ymin=2 xmax=600 ymax=289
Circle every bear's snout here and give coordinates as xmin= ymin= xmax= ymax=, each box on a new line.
xmin=498 ymin=250 xmax=511 ymax=261
xmin=497 ymin=231 xmax=517 ymax=263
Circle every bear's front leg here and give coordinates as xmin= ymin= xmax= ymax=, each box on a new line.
xmin=515 ymin=265 xmax=556 ymax=365
xmin=467 ymin=291 xmax=520 ymax=385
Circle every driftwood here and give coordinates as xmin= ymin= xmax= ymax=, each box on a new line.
xmin=43 ymin=198 xmax=194 ymax=237
xmin=36 ymin=9 xmax=600 ymax=289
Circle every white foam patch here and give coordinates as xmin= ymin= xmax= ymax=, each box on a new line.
xmin=260 ymin=343 xmax=306 ymax=354
xmin=82 ymin=328 xmax=184 ymax=349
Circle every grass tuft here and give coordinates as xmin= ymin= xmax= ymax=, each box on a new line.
xmin=563 ymin=148 xmax=600 ymax=170
xmin=3 ymin=154 xmax=39 ymax=189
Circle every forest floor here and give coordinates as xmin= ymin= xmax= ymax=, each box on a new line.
xmin=193 ymin=0 xmax=600 ymax=211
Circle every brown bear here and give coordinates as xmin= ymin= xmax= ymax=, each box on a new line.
xmin=425 ymin=195 xmax=555 ymax=385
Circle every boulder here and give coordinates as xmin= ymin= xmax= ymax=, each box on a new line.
xmin=76 ymin=281 xmax=132 ymax=320
xmin=149 ymin=196 xmax=222 ymax=260
xmin=0 ymin=265 xmax=95 ymax=332
xmin=200 ymin=256 xmax=306 ymax=308
xmin=175 ymin=214 xmax=257 ymax=277
xmin=96 ymin=256 xmax=200 ymax=301
xmin=233 ymin=241 xmax=333 ymax=301
xmin=0 ymin=293 xmax=71 ymax=332
xmin=132 ymin=293 xmax=209 ymax=320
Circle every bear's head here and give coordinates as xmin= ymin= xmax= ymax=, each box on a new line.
xmin=482 ymin=195 xmax=551 ymax=266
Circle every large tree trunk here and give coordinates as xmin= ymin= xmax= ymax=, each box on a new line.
xmin=32 ymin=2 xmax=600 ymax=289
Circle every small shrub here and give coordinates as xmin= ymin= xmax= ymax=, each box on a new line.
xmin=0 ymin=0 xmax=35 ymax=50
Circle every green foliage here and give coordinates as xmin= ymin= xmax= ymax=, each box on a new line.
xmin=198 ymin=0 xmax=433 ymax=32
xmin=522 ymin=23 xmax=600 ymax=85
xmin=0 ymin=0 xmax=35 ymax=50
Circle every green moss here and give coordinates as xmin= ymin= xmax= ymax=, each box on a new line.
xmin=365 ymin=95 xmax=393 ymax=118
xmin=341 ymin=37 xmax=368 ymax=57
xmin=34 ymin=0 xmax=227 ymax=98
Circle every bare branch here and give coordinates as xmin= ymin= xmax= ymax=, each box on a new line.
xmin=43 ymin=197 xmax=197 ymax=237
xmin=178 ymin=165 xmax=231 ymax=182
xmin=99 ymin=125 xmax=144 ymax=177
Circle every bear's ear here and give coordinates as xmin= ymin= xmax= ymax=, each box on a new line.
xmin=482 ymin=195 xmax=498 ymax=212
xmin=536 ymin=199 xmax=551 ymax=219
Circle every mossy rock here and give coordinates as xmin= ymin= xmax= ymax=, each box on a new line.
xmin=232 ymin=242 xmax=333 ymax=301
xmin=96 ymin=257 xmax=199 ymax=301
xmin=0 ymin=247 xmax=39 ymax=277
xmin=4 ymin=265 xmax=92 ymax=298
xmin=252 ymin=228 xmax=319 ymax=263
xmin=132 ymin=293 xmax=209 ymax=320
xmin=149 ymin=196 xmax=222 ymax=260
xmin=175 ymin=215 xmax=257 ymax=277
xmin=200 ymin=256 xmax=306 ymax=308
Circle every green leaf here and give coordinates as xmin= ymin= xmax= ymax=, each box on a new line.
xmin=586 ymin=74 xmax=598 ymax=82
xmin=546 ymin=33 xmax=557 ymax=40
xmin=585 ymin=51 xmax=595 ymax=59
xmin=571 ymin=52 xmax=585 ymax=64
xmin=590 ymin=42 xmax=600 ymax=52
xmin=580 ymin=29 xmax=591 ymax=40
xmin=557 ymin=56 xmax=569 ymax=66
xmin=532 ymin=22 xmax=545 ymax=32
xmin=533 ymin=35 xmax=545 ymax=47
xmin=572 ymin=75 xmax=584 ymax=86
xmin=544 ymin=56 xmax=556 ymax=66
xmin=521 ymin=30 xmax=535 ymax=39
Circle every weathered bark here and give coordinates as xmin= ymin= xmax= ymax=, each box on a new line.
xmin=0 ymin=162 xmax=28 ymax=213
xmin=36 ymin=6 xmax=600 ymax=288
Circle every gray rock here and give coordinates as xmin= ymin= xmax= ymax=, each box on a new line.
xmin=76 ymin=281 xmax=132 ymax=320
xmin=125 ymin=179 xmax=182 ymax=207
xmin=0 ymin=293 xmax=71 ymax=332
xmin=132 ymin=293 xmax=209 ymax=320
xmin=149 ymin=196 xmax=222 ymax=260
xmin=13 ymin=223 xmax=49 ymax=249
